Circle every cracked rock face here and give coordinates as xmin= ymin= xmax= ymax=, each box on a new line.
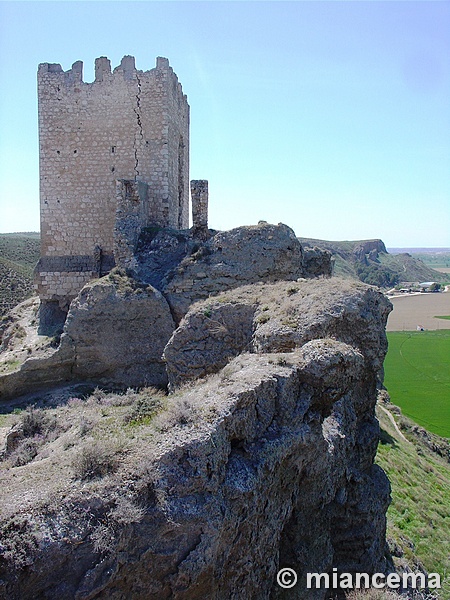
xmin=0 ymin=275 xmax=393 ymax=598
xmin=0 ymin=336 xmax=391 ymax=599
xmin=63 ymin=273 xmax=175 ymax=387
xmin=162 ymin=222 xmax=306 ymax=322
xmin=164 ymin=278 xmax=392 ymax=390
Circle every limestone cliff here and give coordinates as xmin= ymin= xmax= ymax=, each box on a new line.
xmin=0 ymin=277 xmax=392 ymax=599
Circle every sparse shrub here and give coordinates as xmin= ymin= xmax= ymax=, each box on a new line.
xmin=90 ymin=387 xmax=108 ymax=403
xmin=72 ymin=442 xmax=118 ymax=480
xmin=0 ymin=515 xmax=39 ymax=568
xmin=9 ymin=438 xmax=39 ymax=466
xmin=21 ymin=406 xmax=48 ymax=437
xmin=171 ymin=398 xmax=196 ymax=426
xmin=203 ymin=307 xmax=212 ymax=318
xmin=108 ymin=496 xmax=145 ymax=525
xmin=154 ymin=396 xmax=198 ymax=432
xmin=281 ymin=317 xmax=297 ymax=328
xmin=256 ymin=313 xmax=270 ymax=324
xmin=67 ymin=397 xmax=84 ymax=408
xmin=287 ymin=286 xmax=299 ymax=296
xmin=90 ymin=498 xmax=145 ymax=556
xmin=109 ymin=388 xmax=140 ymax=407
xmin=123 ymin=391 xmax=164 ymax=425
xmin=220 ymin=364 xmax=238 ymax=381
xmin=90 ymin=523 xmax=115 ymax=554
xmin=79 ymin=416 xmax=93 ymax=436
xmin=14 ymin=325 xmax=26 ymax=339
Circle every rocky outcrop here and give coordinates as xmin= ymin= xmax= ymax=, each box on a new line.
xmin=0 ymin=225 xmax=394 ymax=598
xmin=162 ymin=222 xmax=305 ymax=322
xmin=164 ymin=278 xmax=392 ymax=390
xmin=135 ymin=227 xmax=196 ymax=291
xmin=352 ymin=239 xmax=387 ymax=262
xmin=64 ymin=271 xmax=175 ymax=387
xmin=0 ymin=271 xmax=176 ymax=398
xmin=0 ymin=334 xmax=391 ymax=599
xmin=164 ymin=301 xmax=257 ymax=390
xmin=0 ymin=343 xmax=74 ymax=401
xmin=302 ymin=245 xmax=333 ymax=278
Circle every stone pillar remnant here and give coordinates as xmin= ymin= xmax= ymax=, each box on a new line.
xmin=191 ymin=180 xmax=208 ymax=236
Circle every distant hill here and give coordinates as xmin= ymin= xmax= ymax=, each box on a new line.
xmin=298 ymin=237 xmax=448 ymax=288
xmin=0 ymin=233 xmax=40 ymax=318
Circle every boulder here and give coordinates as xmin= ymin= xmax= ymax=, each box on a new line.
xmin=302 ymin=245 xmax=333 ymax=277
xmin=163 ymin=222 xmax=305 ymax=322
xmin=163 ymin=278 xmax=392 ymax=390
xmin=64 ymin=271 xmax=175 ymax=387
xmin=163 ymin=301 xmax=256 ymax=390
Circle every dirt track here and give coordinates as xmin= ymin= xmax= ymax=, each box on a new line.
xmin=386 ymin=292 xmax=450 ymax=331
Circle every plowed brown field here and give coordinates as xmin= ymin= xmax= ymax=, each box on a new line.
xmin=386 ymin=292 xmax=450 ymax=331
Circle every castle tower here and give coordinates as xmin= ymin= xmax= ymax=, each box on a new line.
xmin=35 ymin=56 xmax=189 ymax=327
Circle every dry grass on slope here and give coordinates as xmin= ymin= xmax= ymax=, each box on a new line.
xmin=375 ymin=398 xmax=450 ymax=600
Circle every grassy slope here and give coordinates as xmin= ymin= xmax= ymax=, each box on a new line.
xmin=375 ymin=403 xmax=450 ymax=599
xmin=379 ymin=252 xmax=448 ymax=285
xmin=0 ymin=233 xmax=40 ymax=317
xmin=384 ymin=331 xmax=450 ymax=438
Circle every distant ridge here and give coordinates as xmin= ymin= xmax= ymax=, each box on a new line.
xmin=299 ymin=237 xmax=447 ymax=288
xmin=388 ymin=247 xmax=450 ymax=254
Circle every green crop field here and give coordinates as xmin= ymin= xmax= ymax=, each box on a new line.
xmin=384 ymin=330 xmax=450 ymax=438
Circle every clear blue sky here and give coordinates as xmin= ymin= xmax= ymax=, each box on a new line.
xmin=0 ymin=1 xmax=449 ymax=247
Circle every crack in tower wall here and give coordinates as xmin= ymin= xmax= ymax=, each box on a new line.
xmin=133 ymin=72 xmax=144 ymax=179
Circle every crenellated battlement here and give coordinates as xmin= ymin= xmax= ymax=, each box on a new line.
xmin=37 ymin=55 xmax=187 ymax=105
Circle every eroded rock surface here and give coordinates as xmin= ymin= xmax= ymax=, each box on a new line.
xmin=162 ymin=222 xmax=305 ymax=322
xmin=0 ymin=233 xmax=393 ymax=599
xmin=64 ymin=271 xmax=175 ymax=387
xmin=164 ymin=278 xmax=392 ymax=390
xmin=301 ymin=245 xmax=333 ymax=278
xmin=0 ymin=335 xmax=391 ymax=600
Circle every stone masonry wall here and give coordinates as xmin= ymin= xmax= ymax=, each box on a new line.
xmin=36 ymin=55 xmax=189 ymax=310
xmin=191 ymin=180 xmax=208 ymax=233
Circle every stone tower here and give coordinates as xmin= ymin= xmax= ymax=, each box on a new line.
xmin=35 ymin=55 xmax=189 ymax=326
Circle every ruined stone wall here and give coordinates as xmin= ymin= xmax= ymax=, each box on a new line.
xmin=191 ymin=180 xmax=208 ymax=232
xmin=36 ymin=56 xmax=189 ymax=310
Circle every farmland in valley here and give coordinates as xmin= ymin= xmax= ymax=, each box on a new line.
xmin=387 ymin=292 xmax=450 ymax=332
xmin=384 ymin=330 xmax=450 ymax=438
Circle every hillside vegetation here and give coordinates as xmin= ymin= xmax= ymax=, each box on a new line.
xmin=0 ymin=233 xmax=40 ymax=318
xmin=405 ymin=251 xmax=450 ymax=271
xmin=376 ymin=399 xmax=450 ymax=599
xmin=299 ymin=237 xmax=447 ymax=288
